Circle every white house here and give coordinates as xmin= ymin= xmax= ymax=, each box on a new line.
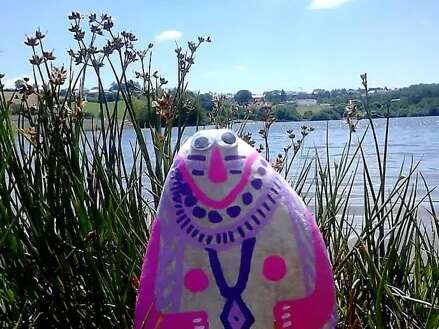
xmin=252 ymin=94 xmax=265 ymax=103
xmin=296 ymin=98 xmax=317 ymax=106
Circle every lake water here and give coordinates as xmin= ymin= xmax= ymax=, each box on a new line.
xmin=116 ymin=116 xmax=439 ymax=207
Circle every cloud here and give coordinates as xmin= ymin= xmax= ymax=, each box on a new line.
xmin=234 ymin=64 xmax=248 ymax=72
xmin=1 ymin=75 xmax=32 ymax=89
xmin=155 ymin=30 xmax=183 ymax=42
xmin=309 ymin=0 xmax=352 ymax=10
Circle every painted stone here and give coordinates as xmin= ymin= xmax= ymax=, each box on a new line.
xmin=134 ymin=129 xmax=336 ymax=329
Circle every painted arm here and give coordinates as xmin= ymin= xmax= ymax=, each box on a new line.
xmin=274 ymin=209 xmax=336 ymax=329
xmin=134 ymin=220 xmax=209 ymax=329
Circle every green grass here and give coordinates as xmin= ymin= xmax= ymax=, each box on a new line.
xmin=84 ymin=101 xmax=127 ymax=118
xmin=296 ymin=104 xmax=331 ymax=115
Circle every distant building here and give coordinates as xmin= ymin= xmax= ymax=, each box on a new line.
xmin=369 ymin=87 xmax=391 ymax=94
xmin=86 ymin=87 xmax=116 ymax=101
xmin=296 ymin=98 xmax=317 ymax=106
xmin=252 ymin=93 xmax=265 ymax=103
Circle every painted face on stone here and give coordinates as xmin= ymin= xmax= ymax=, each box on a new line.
xmin=173 ymin=129 xmax=271 ymax=228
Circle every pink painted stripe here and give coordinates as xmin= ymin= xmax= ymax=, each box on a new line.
xmin=177 ymin=152 xmax=259 ymax=209
xmin=134 ymin=220 xmax=161 ymax=329
xmin=273 ymin=210 xmax=336 ymax=329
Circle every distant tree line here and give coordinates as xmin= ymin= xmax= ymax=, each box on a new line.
xmin=47 ymin=83 xmax=439 ymax=125
xmin=313 ymin=83 xmax=439 ymax=118
xmin=262 ymin=84 xmax=439 ymax=120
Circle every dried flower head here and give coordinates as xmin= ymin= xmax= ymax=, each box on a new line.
xmin=90 ymin=24 xmax=103 ymax=35
xmin=50 ymin=66 xmax=68 ymax=85
xmin=19 ymin=127 xmax=38 ymax=144
xmin=74 ymin=30 xmax=85 ymax=41
xmin=345 ymin=99 xmax=361 ymax=132
xmin=103 ymin=18 xmax=114 ymax=31
xmin=360 ymin=73 xmax=367 ymax=89
xmin=68 ymin=12 xmax=81 ymax=20
xmin=154 ymin=92 xmax=175 ymax=123
xmin=92 ymin=59 xmax=104 ymax=69
xmin=112 ymin=37 xmax=124 ymax=50
xmin=103 ymin=41 xmax=114 ymax=56
xmin=24 ymin=36 xmax=39 ymax=47
xmin=84 ymin=230 xmax=98 ymax=242
xmin=188 ymin=41 xmax=197 ymax=53
xmin=35 ymin=29 xmax=46 ymax=40
xmin=272 ymin=154 xmax=284 ymax=172
xmin=16 ymin=80 xmax=34 ymax=101
xmin=75 ymin=96 xmax=87 ymax=111
xmin=43 ymin=51 xmax=56 ymax=61
xmin=131 ymin=275 xmax=140 ymax=289
xmin=88 ymin=13 xmax=97 ymax=23
xmin=121 ymin=31 xmax=138 ymax=42
xmin=242 ymin=132 xmax=256 ymax=147
xmin=29 ymin=55 xmax=42 ymax=66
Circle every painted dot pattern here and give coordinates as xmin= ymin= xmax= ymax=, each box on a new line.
xmin=251 ymin=178 xmax=262 ymax=190
xmin=262 ymin=255 xmax=287 ymax=282
xmin=168 ymin=158 xmax=283 ymax=247
xmin=184 ymin=268 xmax=209 ymax=293
xmin=227 ymin=206 xmax=241 ymax=218
xmin=184 ymin=196 xmax=197 ymax=207
xmin=208 ymin=210 xmax=223 ymax=223
xmin=257 ymin=167 xmax=266 ymax=176
xmin=242 ymin=192 xmax=253 ymax=205
xmin=193 ymin=206 xmax=206 ymax=218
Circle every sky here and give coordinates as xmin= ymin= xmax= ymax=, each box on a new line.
xmin=0 ymin=0 xmax=438 ymax=93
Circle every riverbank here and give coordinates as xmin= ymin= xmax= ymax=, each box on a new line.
xmin=9 ymin=114 xmax=134 ymax=131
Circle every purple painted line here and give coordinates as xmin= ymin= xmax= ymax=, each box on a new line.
xmin=263 ymin=202 xmax=270 ymax=211
xmin=222 ymin=232 xmax=228 ymax=244
xmin=225 ymin=155 xmax=246 ymax=161
xmin=176 ymin=215 xmax=186 ymax=223
xmin=180 ymin=218 xmax=190 ymax=228
xmin=188 ymin=154 xmax=206 ymax=161
xmin=251 ymin=215 xmax=260 ymax=225
xmin=267 ymin=194 xmax=276 ymax=203
xmin=257 ymin=209 xmax=266 ymax=218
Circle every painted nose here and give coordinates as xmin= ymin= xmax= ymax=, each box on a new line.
xmin=208 ymin=146 xmax=228 ymax=183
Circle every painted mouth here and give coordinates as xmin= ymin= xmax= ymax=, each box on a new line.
xmin=177 ymin=152 xmax=259 ymax=209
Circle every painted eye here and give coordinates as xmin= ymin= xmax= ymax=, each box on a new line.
xmin=192 ymin=136 xmax=211 ymax=150
xmin=221 ymin=132 xmax=236 ymax=145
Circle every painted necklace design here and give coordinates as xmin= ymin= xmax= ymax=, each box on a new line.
xmin=134 ymin=129 xmax=336 ymax=329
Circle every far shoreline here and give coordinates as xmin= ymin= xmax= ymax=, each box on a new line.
xmin=8 ymin=114 xmax=439 ymax=131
